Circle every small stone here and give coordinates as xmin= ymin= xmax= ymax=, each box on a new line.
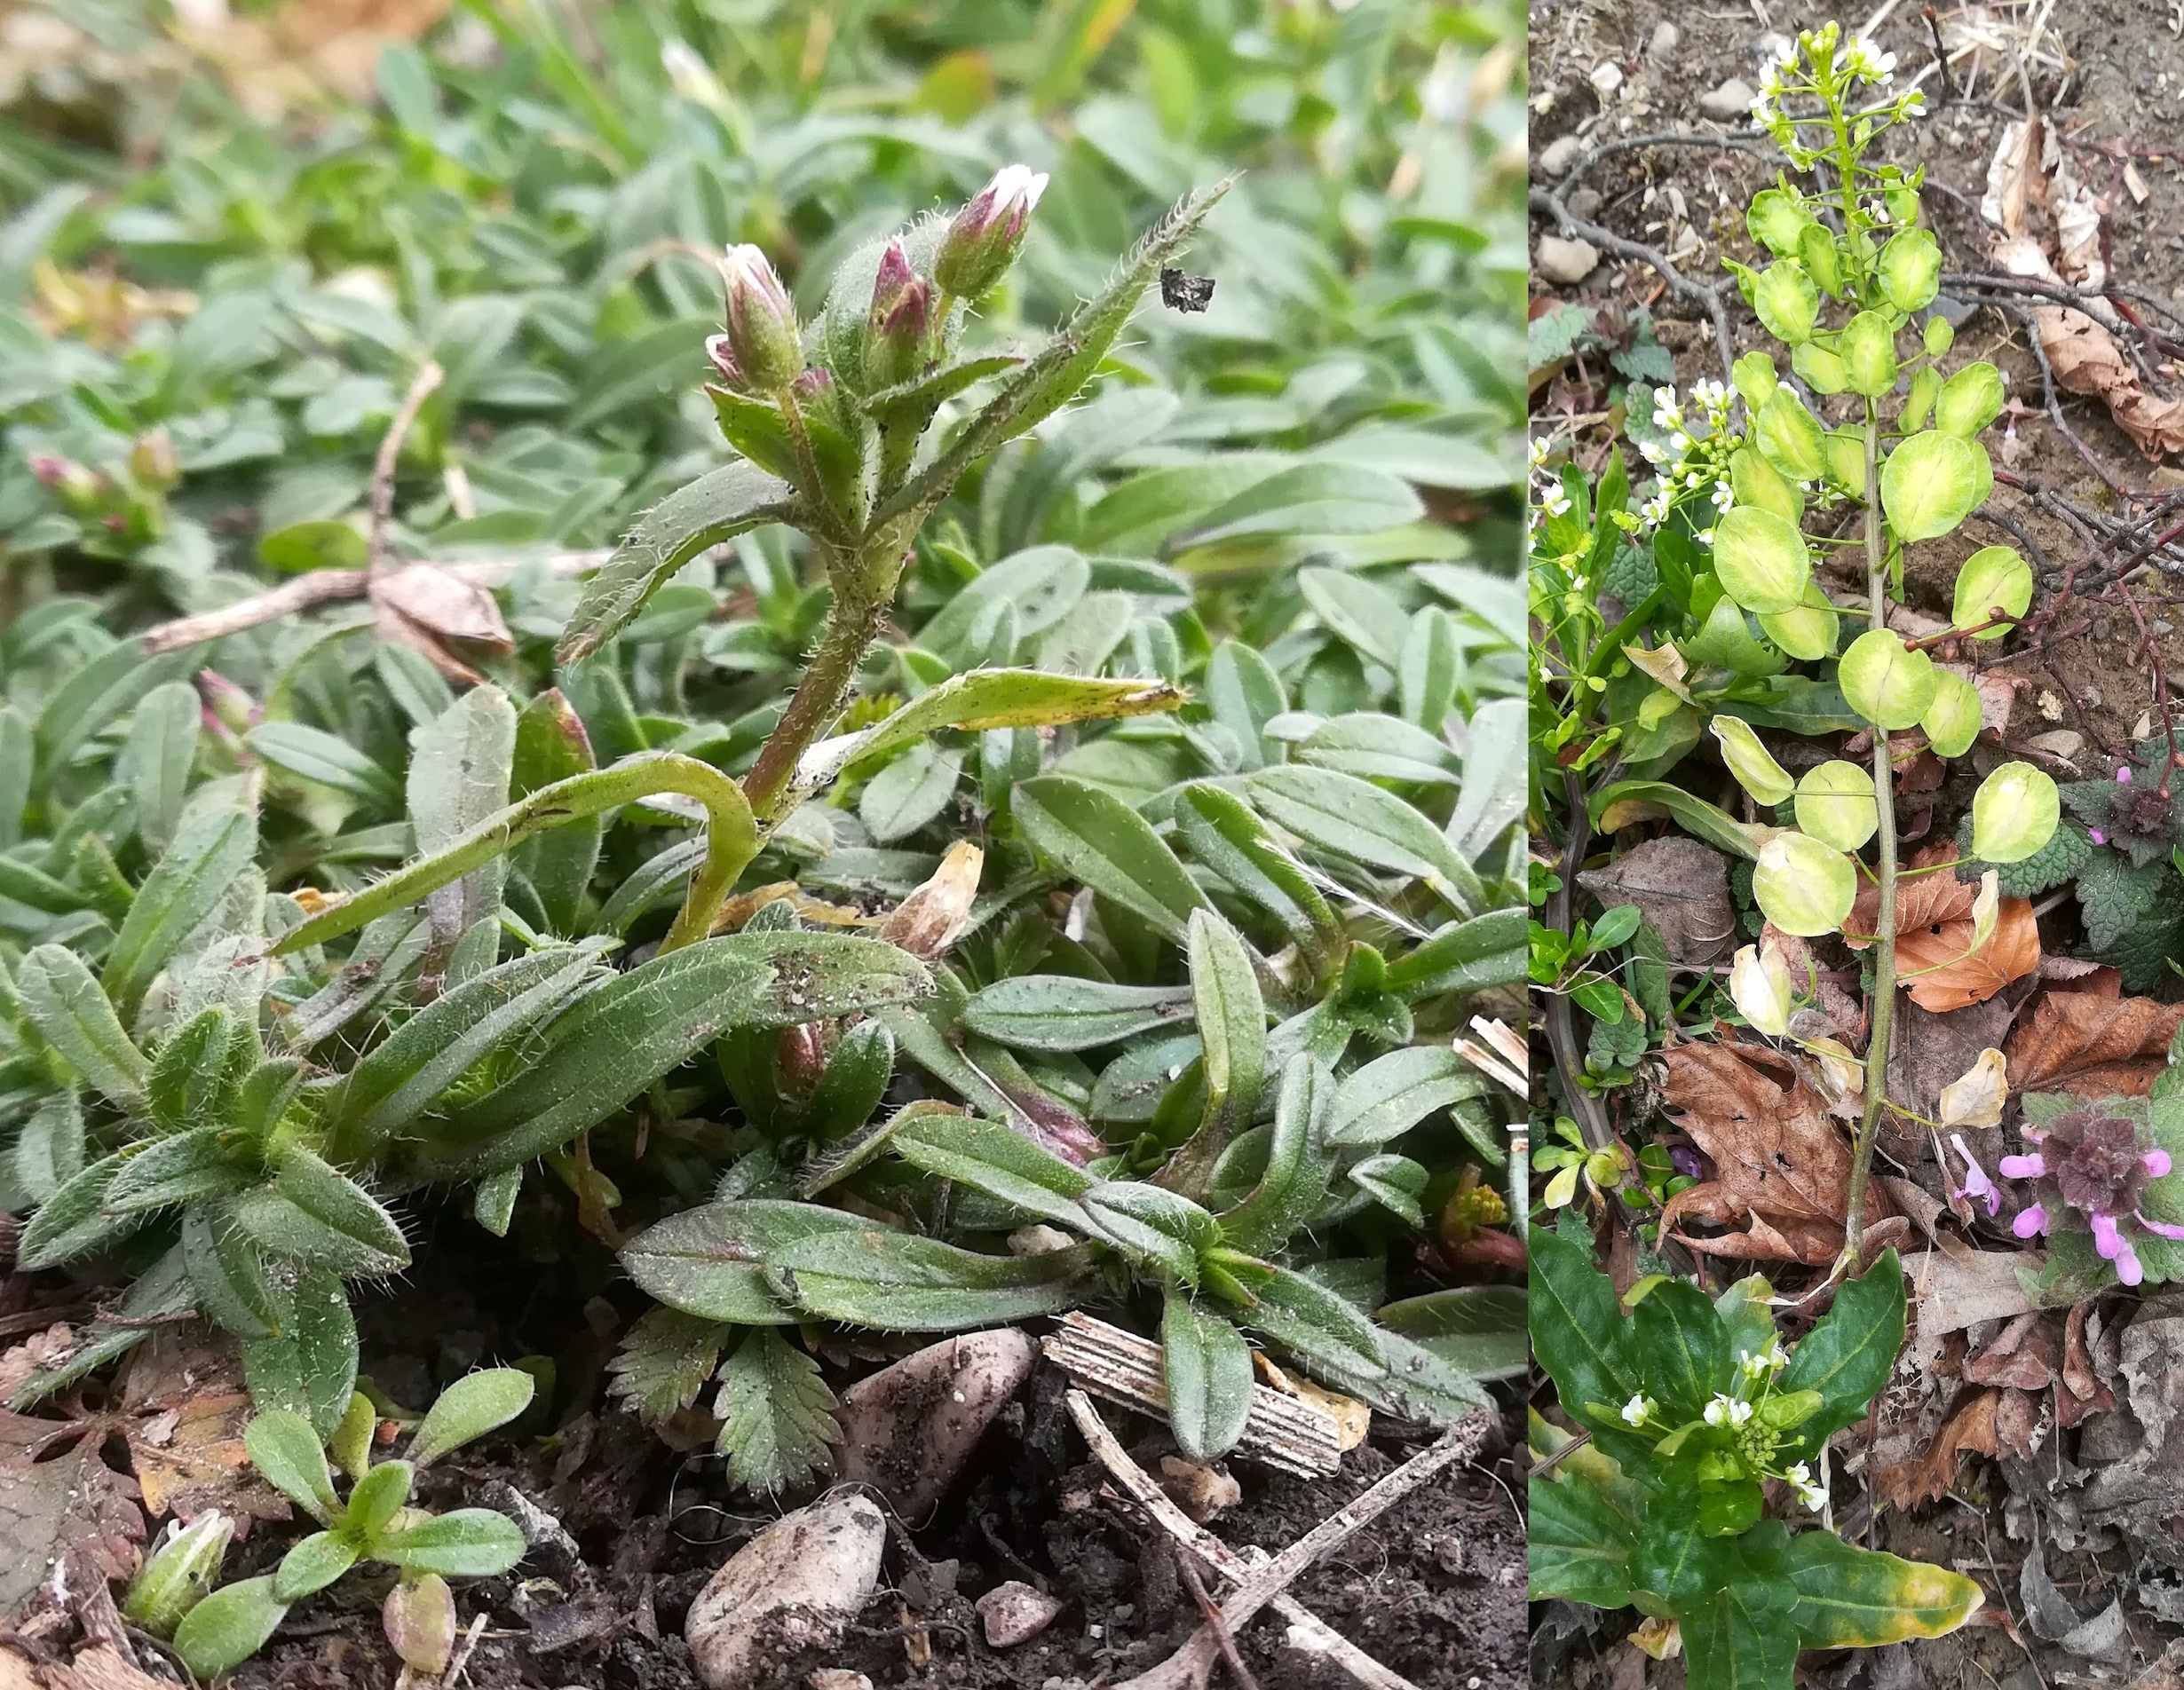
xmin=685 ymin=1494 xmax=886 ymax=1690
xmin=478 ymin=1481 xmax=581 ymax=1583
xmin=1646 ymin=22 xmax=1680 ymax=60
xmin=1535 ymin=235 xmax=1601 ymax=286
xmin=1566 ymin=187 xmax=1602 ymax=220
xmin=808 ymin=1674 xmax=873 ymax=1690
xmin=1539 ymin=134 xmax=1585 ymax=177
xmin=1157 ymin=1456 xmax=1242 ymax=1522
xmin=977 ymin=1580 xmax=1066 ymax=1648
xmin=1699 ymin=78 xmax=1755 ymax=120
xmin=2155 ymin=620 xmax=2175 ymax=636
xmin=835 ymin=1329 xmax=1037 ymax=1518
xmin=1590 ymin=60 xmax=1625 ymax=96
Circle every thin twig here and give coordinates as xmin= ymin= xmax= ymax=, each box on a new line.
xmin=1529 ymin=189 xmax=1736 ymax=383
xmin=138 ymin=551 xmax=612 ymax=655
xmin=371 ymin=361 xmax=445 ymax=580
xmin=1178 ymin=1558 xmax=1262 ymax=1690
xmin=1112 ymin=1410 xmax=1491 ymax=1690
xmin=1062 ymin=1390 xmax=1418 ymax=1690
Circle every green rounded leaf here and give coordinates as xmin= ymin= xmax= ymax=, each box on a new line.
xmin=408 ymin=1369 xmax=535 ymax=1467
xmin=1753 ymin=833 xmax=1857 ymax=937
xmin=173 ymin=1575 xmax=289 ymax=1679
xmin=1970 ymin=762 xmax=2060 ymax=864
xmin=273 ymin=1530 xmax=361 ymax=1601
xmin=375 ymin=1509 xmax=528 ymax=1577
xmin=1708 ymin=716 xmax=1793 ymax=806
xmin=1793 ymin=338 xmax=1848 ymax=394
xmin=1711 ymin=505 xmax=1812 ymax=616
xmin=1822 ymin=427 xmax=1867 ymax=499
xmin=1921 ymin=669 xmax=1982 ymax=759
xmin=1747 ymin=189 xmax=1816 ymax=257
xmin=1878 ymin=227 xmax=1942 ymax=312
xmin=1756 ymin=582 xmax=1840 ymax=663
xmin=1900 ymin=365 xmax=1940 ymax=432
xmin=1879 ymin=430 xmax=1984 ymax=541
xmin=1729 ymin=443 xmax=1800 ymax=524
xmin=1753 ymin=261 xmax=1818 ymax=344
xmin=1732 ymin=351 xmax=1780 ymax=410
xmin=1935 ymin=362 xmax=2006 ymax=438
xmin=1951 ymin=545 xmax=2031 ymax=638
xmin=1794 ymin=761 xmax=1879 ymax=852
xmin=1838 ymin=629 xmax=1937 ymax=730
xmin=1840 ymin=310 xmax=1900 ymax=398
xmin=1754 ymin=388 xmax=1825 ymax=481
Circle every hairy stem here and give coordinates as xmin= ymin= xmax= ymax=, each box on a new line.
xmin=739 ymin=548 xmax=902 ymax=826
xmin=1844 ymin=399 xmax=1895 ymax=1264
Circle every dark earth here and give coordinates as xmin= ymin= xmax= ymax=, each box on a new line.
xmin=4 ymin=1206 xmax=1523 ymax=1690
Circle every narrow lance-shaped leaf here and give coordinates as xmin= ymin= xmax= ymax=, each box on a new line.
xmin=1158 ymin=911 xmax=1267 ymax=1198
xmin=239 ymin=1268 xmax=359 ymax=1436
xmin=16 ymin=944 xmax=148 ymax=1106
xmin=325 ymin=946 xmax=597 ymax=1165
xmin=269 ymin=752 xmax=759 ymax=960
xmin=411 ymin=934 xmax=930 ymax=1181
xmin=1217 ymin=1054 xmax=1335 ymax=1256
xmin=791 ymin=668 xmax=1185 ymax=806
xmin=621 ymin=1199 xmax=873 ymax=1323
xmin=559 ymin=461 xmax=798 ymax=660
xmin=408 ymin=1368 xmax=535 ymax=1466
xmin=1246 ymin=765 xmax=1483 ymax=914
xmin=888 ymin=1108 xmax=1096 ymax=1228
xmin=960 ymin=975 xmax=1194 ymax=1051
xmin=1780 ymin=1532 xmax=1982 ymax=1647
xmin=1012 ymin=774 xmax=1209 ymax=943
xmin=766 ymin=1228 xmax=1097 ymax=1331
xmin=1161 ymin=1291 xmax=1254 ymax=1461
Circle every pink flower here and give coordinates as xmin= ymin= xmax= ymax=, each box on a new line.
xmin=2012 ymin=1202 xmax=2048 ymax=1238
xmin=2090 ymin=830 xmax=2108 ymax=845
xmin=1949 ymin=1133 xmax=2000 ymax=1218
xmin=2118 ymin=767 xmax=2134 ymax=784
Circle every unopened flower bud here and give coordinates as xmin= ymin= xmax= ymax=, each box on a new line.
xmin=717 ymin=244 xmax=803 ymax=393
xmin=703 ymin=333 xmax=741 ymax=388
xmin=935 ymin=163 xmax=1048 ymax=298
xmin=131 ymin=428 xmax=179 ymax=487
xmin=28 ymin=452 xmax=99 ymax=506
xmin=864 ymin=239 xmax=936 ymax=390
xmin=123 ymin=1512 xmax=233 ymax=1638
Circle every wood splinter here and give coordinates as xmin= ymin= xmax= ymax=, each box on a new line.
xmin=1041 ymin=1311 xmax=1345 ymax=1479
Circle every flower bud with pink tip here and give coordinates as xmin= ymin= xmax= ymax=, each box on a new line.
xmin=934 ymin=163 xmax=1048 ymax=298
xmin=864 ymin=239 xmax=936 ymax=390
xmin=716 ymin=244 xmax=803 ymax=393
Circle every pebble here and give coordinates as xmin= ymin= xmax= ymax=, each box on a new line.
xmin=808 ymin=1675 xmax=873 ymax=1690
xmin=1699 ymin=78 xmax=1756 ymax=120
xmin=835 ymin=1329 xmax=1036 ymax=1518
xmin=1539 ymin=134 xmax=1585 ymax=177
xmin=1590 ymin=60 xmax=1624 ymax=96
xmin=684 ymin=1494 xmax=886 ymax=1690
xmin=2156 ymin=620 xmax=2176 ymax=637
xmin=1566 ymin=187 xmax=1603 ymax=219
xmin=477 ymin=1481 xmax=581 ymax=1583
xmin=1535 ymin=235 xmax=1602 ymax=286
xmin=977 ymin=1581 xmax=1067 ymax=1647
xmin=1646 ymin=22 xmax=1681 ymax=61
xmin=1156 ymin=1456 xmax=1243 ymax=1522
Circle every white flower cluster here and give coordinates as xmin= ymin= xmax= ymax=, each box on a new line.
xmin=1737 ymin=1338 xmax=1789 ymax=1378
xmin=1784 ymin=1459 xmax=1828 ymax=1512
xmin=1528 ymin=433 xmax=1572 ymax=537
xmin=1632 ymin=379 xmax=1736 ymax=536
xmin=1703 ymin=1393 xmax=1755 ymax=1428
xmin=1840 ymin=33 xmax=1896 ymax=86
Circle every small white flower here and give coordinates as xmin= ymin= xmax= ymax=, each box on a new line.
xmin=1542 ymin=489 xmax=1572 ymax=518
xmin=1529 ymin=436 xmax=1551 ymax=470
xmin=1623 ymin=1394 xmax=1657 ymax=1426
xmin=1738 ymin=1337 xmax=1788 ymax=1377
xmin=1639 ymin=438 xmax=1666 ymax=465
xmin=1703 ymin=1394 xmax=1755 ymax=1428
xmin=1786 ymin=1461 xmax=1827 ymax=1511
xmin=1711 ymin=479 xmax=1735 ymax=512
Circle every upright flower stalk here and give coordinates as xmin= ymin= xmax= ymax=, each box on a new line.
xmin=552 ymin=167 xmax=1231 ymax=850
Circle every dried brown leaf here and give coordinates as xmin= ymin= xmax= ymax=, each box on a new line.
xmin=2005 ymin=991 xmax=2184 ymax=1097
xmin=1871 ymin=1386 xmax=2000 ymax=1511
xmin=1575 ymin=835 xmax=1734 ymax=966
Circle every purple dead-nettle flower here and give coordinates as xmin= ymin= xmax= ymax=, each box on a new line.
xmin=935 ymin=162 xmax=1048 ymax=299
xmin=1948 ymin=1133 xmax=2000 ymax=1218
xmin=1670 ymin=1144 xmax=1704 ymax=1180
xmin=717 ymin=243 xmax=803 ymax=393
xmin=2119 ymin=767 xmax=2134 ymax=784
xmin=1999 ymin=1109 xmax=2184 ymax=1285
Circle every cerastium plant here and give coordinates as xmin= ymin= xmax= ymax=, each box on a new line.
xmin=139 ymin=1370 xmax=537 ymax=1678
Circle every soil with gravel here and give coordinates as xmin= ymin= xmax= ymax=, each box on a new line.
xmin=4 ymin=1215 xmax=1523 ymax=1690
